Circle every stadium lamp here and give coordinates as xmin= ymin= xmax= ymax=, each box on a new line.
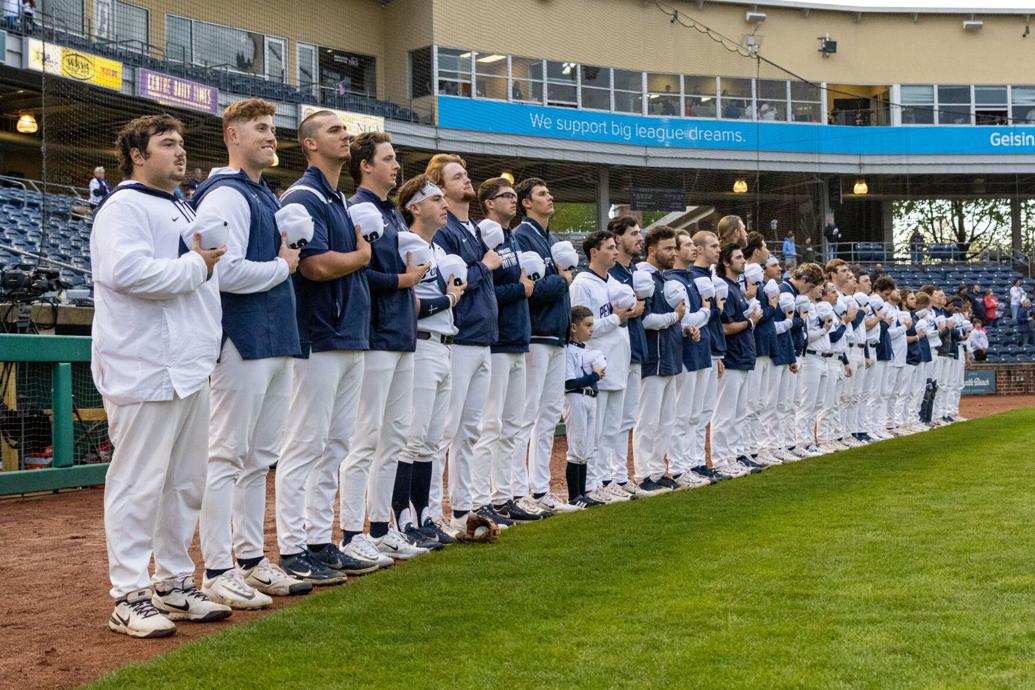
xmin=501 ymin=171 xmax=515 ymax=184
xmin=16 ymin=113 xmax=38 ymax=134
xmin=853 ymin=178 xmax=869 ymax=195
xmin=733 ymin=178 xmax=748 ymax=193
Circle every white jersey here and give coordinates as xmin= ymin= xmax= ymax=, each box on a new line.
xmin=570 ymin=269 xmax=630 ymax=391
xmin=888 ymin=317 xmax=907 ymax=367
xmin=806 ymin=306 xmax=832 ymax=353
xmin=90 ymin=181 xmax=222 ymax=405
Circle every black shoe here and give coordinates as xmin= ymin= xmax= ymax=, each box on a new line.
xmin=738 ymin=455 xmax=765 ymax=471
xmin=691 ymin=466 xmax=720 ymax=484
xmin=656 ymin=476 xmax=679 ymax=490
xmin=280 ymin=551 xmax=348 ymax=586
xmin=571 ymin=493 xmax=604 ymax=508
xmin=310 ymin=543 xmax=380 ymax=575
xmin=638 ymin=478 xmax=673 ymax=495
xmin=404 ymin=525 xmax=444 ymax=551
xmin=419 ymin=517 xmax=457 ymax=545
xmin=494 ymin=499 xmax=544 ymax=522
xmin=475 ymin=505 xmax=514 ymax=528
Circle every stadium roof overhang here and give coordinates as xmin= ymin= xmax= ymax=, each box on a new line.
xmin=710 ymin=0 xmax=1035 ymax=15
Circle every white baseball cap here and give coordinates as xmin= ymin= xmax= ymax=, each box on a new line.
xmin=190 ymin=210 xmax=229 ymax=250
xmin=585 ymin=349 xmax=607 ymax=370
xmin=608 ymin=281 xmax=637 ymax=310
xmin=274 ymin=203 xmax=315 ymax=249
xmin=744 ymin=262 xmax=764 ymax=285
xmin=693 ymin=275 xmax=715 ymax=300
xmin=853 ymin=291 xmax=870 ymax=307
xmin=713 ymin=276 xmax=729 ymax=300
xmin=815 ymin=301 xmax=834 ymax=320
xmin=347 ymin=202 xmax=385 ymax=242
xmin=437 ymin=254 xmax=467 ymax=286
xmin=763 ymin=279 xmax=780 ymax=299
xmin=795 ymin=295 xmax=811 ymax=311
xmin=477 ymin=219 xmax=505 ymax=250
xmin=633 ymin=269 xmax=655 ymax=299
xmin=778 ymin=292 xmax=795 ymax=312
xmin=518 ymin=251 xmax=546 ymax=281
xmin=869 ymin=295 xmax=885 ymax=311
xmin=663 ymin=280 xmax=687 ymax=309
xmin=397 ymin=231 xmax=432 ymax=266
xmin=551 ymin=240 xmax=578 ymax=271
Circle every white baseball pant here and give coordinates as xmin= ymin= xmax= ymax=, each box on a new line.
xmin=402 ymin=339 xmax=451 ymax=524
xmin=563 ymin=392 xmax=597 ymax=465
xmin=711 ymin=367 xmax=750 ymax=465
xmin=932 ymin=356 xmax=952 ymax=419
xmin=688 ymin=363 xmax=717 ymax=468
xmin=867 ymin=360 xmax=888 ymax=433
xmin=817 ymin=356 xmax=843 ymax=443
xmin=610 ymin=363 xmax=641 ymax=484
xmin=882 ymin=363 xmax=906 ymax=429
xmin=515 ymin=343 xmax=565 ymax=497
xmin=104 ymin=387 xmax=209 ymax=599
xmin=666 ymin=370 xmax=696 ymax=476
xmin=765 ymin=363 xmax=795 ymax=452
xmin=275 ymin=349 xmax=364 ymax=556
xmin=472 ymin=351 xmax=525 ymax=506
xmin=339 ymin=350 xmax=414 ymax=531
xmin=633 ymin=373 xmax=678 ymax=481
xmin=202 ymin=341 xmax=291 ymax=570
xmin=843 ymin=346 xmax=866 ymax=434
xmin=442 ymin=344 xmax=491 ymax=513
xmin=742 ymin=356 xmax=772 ymax=456
xmin=589 ymin=386 xmax=625 ymax=490
xmin=795 ymin=354 xmax=828 ymax=448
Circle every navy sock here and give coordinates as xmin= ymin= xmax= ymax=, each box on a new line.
xmin=205 ymin=567 xmax=231 ymax=580
xmin=566 ymin=461 xmax=580 ymax=501
xmin=532 ymin=491 xmax=546 ymax=500
xmin=410 ymin=461 xmax=433 ymax=526
xmin=342 ymin=530 xmax=363 ymax=545
xmin=308 ymin=543 xmax=330 ymax=553
xmin=391 ymin=461 xmax=414 ymax=527
xmin=578 ymin=463 xmax=588 ymax=496
xmin=237 ymin=555 xmax=264 ymax=570
xmin=370 ymin=521 xmax=389 ymax=539
xmin=453 ymin=509 xmax=469 ymax=520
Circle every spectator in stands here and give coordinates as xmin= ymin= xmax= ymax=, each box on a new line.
xmin=185 ymin=167 xmax=205 ymax=194
xmin=1018 ymin=299 xmax=1033 ymax=346
xmin=20 ymin=0 xmax=34 ymax=32
xmin=802 ymin=236 xmax=816 ymax=264
xmin=872 ymin=262 xmax=884 ymax=279
xmin=88 ymin=166 xmax=112 ymax=207
xmin=782 ymin=231 xmax=797 ymax=270
xmin=969 ymin=283 xmax=986 ymax=321
xmin=1009 ymin=277 xmax=1025 ymax=322
xmin=983 ymin=288 xmax=1000 ymax=326
xmin=3 ymin=0 xmax=17 ymax=31
xmin=909 ymin=228 xmax=924 ymax=264
xmin=822 ymin=212 xmax=840 ymax=262
xmin=969 ymin=319 xmax=988 ymax=361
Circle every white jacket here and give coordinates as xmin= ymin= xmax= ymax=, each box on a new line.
xmin=90 ymin=181 xmax=222 ymax=405
xmin=570 ymin=269 xmax=630 ymax=391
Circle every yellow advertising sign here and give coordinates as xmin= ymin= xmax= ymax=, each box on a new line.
xmin=25 ymin=38 xmax=123 ymax=91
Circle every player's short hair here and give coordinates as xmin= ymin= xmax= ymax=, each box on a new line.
xmin=874 ymin=276 xmax=897 ymax=293
xmin=644 ymin=225 xmax=677 ymax=253
xmin=793 ymin=262 xmax=824 ymax=286
xmin=396 ymin=174 xmax=431 ymax=226
xmin=918 ymin=284 xmax=937 ymax=295
xmin=571 ymin=304 xmax=593 ymax=324
xmin=692 ymin=230 xmax=717 ymax=248
xmin=115 ymin=114 xmax=184 ymax=179
xmin=717 ymin=215 xmax=745 ymax=247
xmin=477 ymin=177 xmax=511 ymax=213
xmin=348 ymin=131 xmax=392 ymax=185
xmin=222 ymin=98 xmax=275 ymax=137
xmin=581 ymin=230 xmax=614 ymax=259
xmin=674 ymin=228 xmax=692 ymax=249
xmin=297 ymin=109 xmax=337 ymax=155
xmin=743 ymin=231 xmax=766 ymax=259
xmin=515 ymin=177 xmax=547 ymax=215
xmin=825 ymin=258 xmax=848 ymax=276
xmin=916 ymin=292 xmax=932 ymax=308
xmin=856 ymin=269 xmax=870 ymax=281
xmin=607 ymin=215 xmax=639 ymax=236
xmin=719 ymin=241 xmax=743 ymax=269
xmin=424 ymin=153 xmax=466 ymax=187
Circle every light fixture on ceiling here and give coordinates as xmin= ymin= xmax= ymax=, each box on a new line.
xmin=733 ymin=178 xmax=748 ymax=193
xmin=853 ymin=178 xmax=868 ymax=195
xmin=501 ymin=171 xmax=515 ymax=184
xmin=16 ymin=113 xmax=38 ymax=134
xmin=476 ymin=53 xmax=506 ymax=64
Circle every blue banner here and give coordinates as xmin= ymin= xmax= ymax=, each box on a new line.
xmin=962 ymin=369 xmax=996 ymax=396
xmin=437 ymin=96 xmax=1035 ymax=156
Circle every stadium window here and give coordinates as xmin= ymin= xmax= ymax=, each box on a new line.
xmin=114 ymin=2 xmax=148 ymax=53
xmin=436 ymin=47 xmax=472 ymax=97
xmin=613 ymin=69 xmax=643 ymax=114
xmin=298 ymin=42 xmax=318 ymax=97
xmin=545 ymin=61 xmax=578 ymax=108
xmin=580 ymin=65 xmax=611 ymax=111
xmin=165 ymin=15 xmax=191 ymax=63
xmin=684 ymin=76 xmax=718 ymax=118
xmin=510 ymin=56 xmax=544 ymax=103
xmin=1011 ymin=85 xmax=1035 ymax=124
xmin=39 ymin=0 xmax=84 ymax=32
xmin=266 ymin=37 xmax=286 ymax=84
xmin=319 ymin=47 xmax=375 ymax=96
xmin=409 ymin=47 xmax=433 ymax=99
xmin=474 ymin=51 xmax=508 ymax=101
xmin=191 ymin=20 xmax=265 ymax=78
xmin=756 ymin=79 xmax=789 ymax=121
xmin=900 ymin=84 xmax=934 ymax=124
xmin=646 ymin=73 xmax=680 ymax=116
xmin=974 ymin=85 xmax=1008 ymax=125
xmin=790 ymin=81 xmax=822 ymax=123
xmin=937 ymin=85 xmax=972 ymax=125
xmin=719 ymin=76 xmax=752 ymax=120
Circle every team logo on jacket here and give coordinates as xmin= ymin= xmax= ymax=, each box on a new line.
xmin=498 ymin=245 xmax=518 ymax=269
xmin=599 ymin=304 xmax=613 ymax=318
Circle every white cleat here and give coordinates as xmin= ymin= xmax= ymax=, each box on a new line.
xmin=755 ymin=452 xmax=782 ymax=466
xmin=536 ymin=492 xmax=582 ymax=514
xmin=602 ymin=483 xmax=633 ymax=501
xmin=587 ymin=487 xmax=616 ymax=503
xmin=373 ymin=527 xmax=429 ymax=560
xmin=241 ymin=559 xmax=313 ymax=597
xmin=202 ymin=569 xmax=273 ymax=609
xmin=674 ymin=471 xmax=710 ymax=489
xmin=152 ymin=576 xmax=231 ymax=622
xmin=109 ymin=588 xmax=176 ymax=638
xmin=342 ymin=533 xmax=395 ymax=568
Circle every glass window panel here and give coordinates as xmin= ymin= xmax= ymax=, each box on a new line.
xmin=901 ymin=85 xmax=934 ymax=103
xmin=614 ymin=90 xmax=642 ymax=114
xmin=791 ymin=101 xmax=821 ymax=123
xmin=684 ymin=95 xmax=717 ymax=118
xmin=546 ymin=82 xmax=577 ymax=106
xmin=166 ymin=15 xmax=191 ymax=62
xmin=613 ymin=69 xmax=641 ymax=92
xmin=938 ymin=85 xmax=970 ymax=104
xmin=546 ymin=61 xmax=577 ymax=83
xmin=975 ymin=85 xmax=1007 ymax=104
xmin=757 ymin=79 xmax=786 ymax=100
xmin=266 ymin=37 xmax=285 ymax=82
xmin=437 ymin=48 xmax=472 ymax=80
xmin=475 ymin=52 xmax=507 ymax=78
xmin=510 ymin=56 xmax=543 ymax=102
xmin=1015 ymin=106 xmax=1035 ymax=124
xmin=580 ymin=65 xmax=609 ymax=88
xmin=115 ymin=2 xmax=148 ymax=49
xmin=1012 ymin=85 xmax=1035 ymax=105
xmin=938 ymin=105 xmax=971 ymax=125
xmin=475 ymin=75 xmax=507 ymax=100
xmin=409 ymin=47 xmax=432 ymax=98
xmin=510 ymin=78 xmax=542 ymax=102
xmin=720 ymin=77 xmax=752 ymax=98
xmin=791 ymin=81 xmax=820 ymax=102
xmin=581 ymin=86 xmax=610 ymax=110
xmin=320 ymin=48 xmax=375 ymax=95
xmin=902 ymin=106 xmax=935 ymax=124
xmin=40 ymin=0 xmax=83 ymax=32
xmin=647 ymin=95 xmax=679 ymax=116
xmin=646 ymin=73 xmax=679 ymax=93
xmin=193 ymin=21 xmax=264 ymax=75
xmin=757 ymin=100 xmax=786 ymax=121
xmin=975 ymin=110 xmax=1009 ymax=125
xmin=684 ymin=76 xmax=716 ymax=96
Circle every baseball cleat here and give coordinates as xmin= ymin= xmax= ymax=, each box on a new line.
xmin=109 ymin=589 xmax=176 ymax=638
xmin=616 ymin=481 xmax=645 ymax=497
xmin=656 ymin=475 xmax=680 ymax=491
xmin=342 ymin=534 xmax=395 ymax=568
xmin=714 ymin=463 xmax=745 ymax=479
xmin=535 ymin=492 xmax=581 ymax=514
xmin=673 ymin=472 xmax=709 ymax=489
xmin=425 ymin=516 xmax=462 ymax=543
xmin=736 ymin=456 xmax=764 ymax=473
xmin=374 ymin=528 xmax=430 ymax=560
xmin=202 ymin=569 xmax=273 ymax=609
xmin=570 ymin=493 xmax=603 ymax=509
xmin=516 ymin=495 xmax=553 ymax=516
xmin=310 ymin=542 xmax=382 ymax=574
xmin=691 ymin=466 xmax=722 ymax=482
xmin=637 ymin=478 xmax=674 ymax=495
xmin=242 ymin=559 xmax=314 ymax=595
xmin=602 ymin=482 xmax=633 ymax=501
xmin=404 ymin=525 xmax=445 ymax=551
xmin=280 ymin=551 xmax=349 ymax=585
xmin=475 ymin=505 xmax=514 ymax=529
xmin=152 ymin=576 xmax=231 ymax=622
xmin=494 ymin=498 xmax=546 ymax=522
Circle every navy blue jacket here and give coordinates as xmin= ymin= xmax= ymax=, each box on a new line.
xmin=513 ymin=218 xmax=569 ymax=346
xmin=433 ymin=211 xmax=498 ymax=347
xmin=349 ymin=187 xmax=416 ymax=353
xmin=609 ymin=260 xmax=647 ymax=364
xmin=753 ymin=299 xmax=778 ymax=357
xmin=876 ymin=320 xmax=892 ymax=361
xmin=779 ymin=280 xmax=807 ymax=357
xmin=906 ymin=320 xmax=922 ymax=365
xmin=191 ymin=171 xmax=300 ymax=360
xmin=721 ymin=276 xmax=756 ymax=371
xmin=641 ymin=269 xmax=683 ymax=378
xmin=691 ymin=265 xmax=725 ymax=357
xmin=282 ymin=167 xmax=369 ymax=356
xmin=664 ymin=267 xmax=711 ymax=372
xmin=491 ymin=230 xmax=531 ymax=354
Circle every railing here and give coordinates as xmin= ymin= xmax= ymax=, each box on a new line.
xmin=0 ymin=335 xmax=108 ymax=496
xmin=807 ymin=242 xmax=1020 ymax=267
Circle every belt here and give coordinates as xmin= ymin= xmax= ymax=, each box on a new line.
xmin=568 ymin=387 xmax=598 ymax=398
xmin=806 ymin=349 xmax=834 ymax=358
xmin=849 ymin=343 xmax=866 ymax=348
xmin=417 ymin=331 xmax=454 ymax=345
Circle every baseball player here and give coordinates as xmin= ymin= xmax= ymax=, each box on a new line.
xmin=424 ymin=154 xmax=508 ymax=533
xmin=275 ymin=110 xmax=387 ymax=582
xmin=796 ymin=282 xmax=835 ymax=456
xmin=688 ymin=231 xmax=727 ymax=482
xmin=717 ymin=214 xmax=748 ymax=248
xmin=741 ymin=233 xmax=778 ymax=466
xmin=470 ymin=177 xmax=544 ymax=522
xmin=512 ymin=178 xmax=579 ymax=513
xmin=778 ymin=263 xmax=822 ymax=459
xmin=607 ymin=217 xmax=649 ymax=497
xmin=632 ymin=225 xmax=687 ymax=492
xmin=391 ymin=174 xmax=467 ymax=548
xmin=93 ymin=114 xmax=228 ymax=637
xmin=763 ymin=257 xmax=798 ymax=462
xmin=340 ymin=131 xmax=429 ymax=561
xmin=192 ymin=99 xmax=319 ymax=605
xmin=570 ymin=229 xmax=637 ymax=502
xmin=563 ymin=305 xmax=607 ymax=505
xmin=827 ymin=261 xmax=866 ymax=448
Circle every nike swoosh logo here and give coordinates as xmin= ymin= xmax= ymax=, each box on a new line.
xmin=293 ymin=569 xmax=312 ymax=577
xmin=251 ymin=576 xmax=273 ymax=586
xmin=172 ymin=216 xmax=180 ymax=222
xmin=163 ymin=600 xmax=190 ymax=612
xmin=114 ymin=612 xmax=131 ymax=626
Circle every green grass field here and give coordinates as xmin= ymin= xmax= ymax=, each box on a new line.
xmin=94 ymin=410 xmax=1035 ymax=689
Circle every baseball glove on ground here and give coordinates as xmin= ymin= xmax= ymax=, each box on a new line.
xmin=459 ymin=512 xmax=501 ymax=543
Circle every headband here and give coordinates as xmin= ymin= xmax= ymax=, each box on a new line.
xmin=406 ymin=182 xmax=444 ymax=208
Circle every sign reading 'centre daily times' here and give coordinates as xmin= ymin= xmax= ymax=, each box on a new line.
xmin=437 ymin=96 xmax=1035 ymax=156
xmin=24 ymin=38 xmax=122 ymax=91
